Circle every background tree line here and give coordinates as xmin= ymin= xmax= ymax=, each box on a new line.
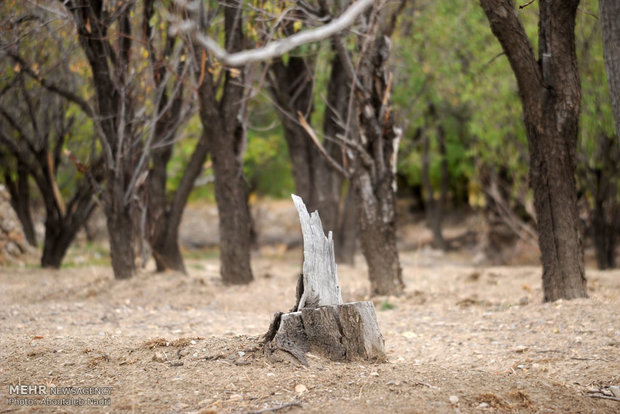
xmin=0 ymin=0 xmax=618 ymax=302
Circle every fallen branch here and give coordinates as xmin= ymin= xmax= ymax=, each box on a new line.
xmin=589 ymin=395 xmax=620 ymax=402
xmin=246 ymin=402 xmax=303 ymax=414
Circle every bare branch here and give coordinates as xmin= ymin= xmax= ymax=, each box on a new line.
xmin=298 ymin=111 xmax=350 ymax=179
xmin=519 ymin=0 xmax=537 ymax=9
xmin=7 ymin=52 xmax=94 ymax=118
xmin=174 ymin=0 xmax=373 ymax=66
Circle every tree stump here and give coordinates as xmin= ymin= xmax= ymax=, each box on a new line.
xmin=263 ymin=195 xmax=386 ymax=365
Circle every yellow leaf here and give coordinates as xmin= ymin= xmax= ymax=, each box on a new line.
xmin=293 ymin=20 xmax=302 ymax=32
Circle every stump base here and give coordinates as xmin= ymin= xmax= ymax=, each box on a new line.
xmin=264 ymin=301 xmax=386 ymax=365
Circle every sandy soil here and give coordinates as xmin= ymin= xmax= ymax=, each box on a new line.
xmin=1 ymin=246 xmax=619 ymax=414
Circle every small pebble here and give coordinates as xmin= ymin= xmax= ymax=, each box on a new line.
xmin=152 ymin=352 xmax=166 ymax=363
xmin=295 ymin=384 xmax=308 ymax=395
xmin=449 ymin=395 xmax=459 ymax=404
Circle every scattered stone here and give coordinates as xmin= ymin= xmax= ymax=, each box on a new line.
xmin=152 ymin=352 xmax=166 ymax=363
xmin=449 ymin=395 xmax=459 ymax=404
xmin=478 ymin=402 xmax=489 ymax=409
xmin=172 ymin=402 xmax=189 ymax=411
xmin=295 ymin=384 xmax=308 ymax=395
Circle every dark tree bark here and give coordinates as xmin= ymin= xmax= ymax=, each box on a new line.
xmin=0 ymin=86 xmax=101 ymax=269
xmin=61 ymin=0 xmax=140 ymax=279
xmin=420 ymin=113 xmax=447 ymax=250
xmin=324 ymin=53 xmax=358 ymax=263
xmin=41 ymin=181 xmax=97 ymax=268
xmin=142 ymin=0 xmax=197 ymax=273
xmin=268 ymin=57 xmax=318 ymax=208
xmin=194 ymin=2 xmax=253 ymax=284
xmin=590 ymin=134 xmax=619 ymax=270
xmin=264 ymin=3 xmax=355 ymax=261
xmin=267 ymin=53 xmax=346 ymax=237
xmin=600 ymin=0 xmax=620 ymax=144
xmin=336 ymin=184 xmax=358 ymax=264
xmin=480 ymin=0 xmax=587 ymax=301
xmin=146 ymin=132 xmax=209 ymax=274
xmin=105 ymin=199 xmax=135 ymax=279
xmin=2 ymin=159 xmax=36 ymax=246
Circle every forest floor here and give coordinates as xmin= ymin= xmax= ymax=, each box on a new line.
xmin=1 ymin=201 xmax=620 ymax=413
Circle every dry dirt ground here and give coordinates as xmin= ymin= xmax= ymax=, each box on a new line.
xmin=1 ymin=244 xmax=619 ymax=413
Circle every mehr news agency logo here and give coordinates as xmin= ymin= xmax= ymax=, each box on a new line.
xmin=7 ymin=384 xmax=113 ymax=407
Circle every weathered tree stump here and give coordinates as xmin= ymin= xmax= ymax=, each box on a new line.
xmin=263 ymin=195 xmax=386 ymax=365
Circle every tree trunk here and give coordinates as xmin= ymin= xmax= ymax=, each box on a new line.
xmin=421 ymin=127 xmax=446 ymax=250
xmin=591 ymin=134 xmax=619 ymax=270
xmin=336 ymin=185 xmax=358 ymax=264
xmin=4 ymin=160 xmax=36 ymax=246
xmin=146 ymin=144 xmax=180 ymax=272
xmin=210 ymin=131 xmax=254 ymax=284
xmin=268 ymin=57 xmax=316 ymax=205
xmin=600 ymin=0 xmax=620 ymax=144
xmin=356 ymin=170 xmax=404 ymax=296
xmin=268 ymin=55 xmax=345 ymax=236
xmin=147 ymin=133 xmax=210 ymax=274
xmin=318 ymin=51 xmax=350 ymax=236
xmin=40 ymin=218 xmax=79 ymax=268
xmin=593 ymin=199 xmax=617 ymax=270
xmin=151 ymin=226 xmax=186 ymax=273
xmin=145 ymin=81 xmax=189 ymax=272
xmin=192 ymin=2 xmax=253 ymax=285
xmin=351 ymin=12 xmax=404 ymax=297
xmin=65 ymin=0 xmax=139 ymax=280
xmin=481 ymin=0 xmax=587 ymax=301
xmin=106 ymin=200 xmax=136 ymax=280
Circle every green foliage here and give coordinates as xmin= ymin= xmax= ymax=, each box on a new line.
xmin=2 ymin=0 xmax=615 ymax=213
xmin=577 ymin=2 xmax=616 ymax=153
xmin=244 ymin=110 xmax=295 ymax=198
xmin=380 ymin=299 xmax=395 ymax=311
xmin=391 ymin=0 xmax=598 ymax=210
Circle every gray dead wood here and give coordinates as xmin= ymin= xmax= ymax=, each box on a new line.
xmin=263 ymin=195 xmax=386 ymax=365
xmin=292 ymin=193 xmax=343 ymax=310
